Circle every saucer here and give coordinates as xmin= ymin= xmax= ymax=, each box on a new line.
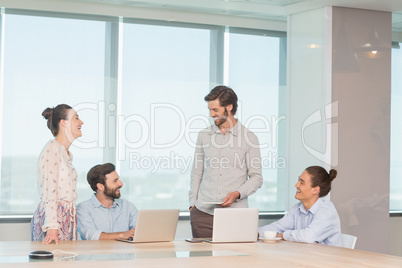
xmin=261 ymin=237 xmax=282 ymax=242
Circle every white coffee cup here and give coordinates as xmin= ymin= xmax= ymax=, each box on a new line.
xmin=263 ymin=231 xmax=277 ymax=240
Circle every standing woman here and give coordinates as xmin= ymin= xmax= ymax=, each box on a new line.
xmin=31 ymin=104 xmax=84 ymax=244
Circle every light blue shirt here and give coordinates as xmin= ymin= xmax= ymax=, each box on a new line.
xmin=77 ymin=194 xmax=138 ymax=240
xmin=258 ymin=198 xmax=342 ymax=247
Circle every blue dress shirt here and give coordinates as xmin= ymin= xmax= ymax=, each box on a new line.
xmin=77 ymin=194 xmax=138 ymax=240
xmin=258 ymin=198 xmax=342 ymax=247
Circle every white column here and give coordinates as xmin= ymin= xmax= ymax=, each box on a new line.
xmin=287 ymin=6 xmax=333 ymax=208
xmin=287 ymin=7 xmax=391 ymax=253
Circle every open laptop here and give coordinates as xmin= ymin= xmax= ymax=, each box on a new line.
xmin=204 ymin=207 xmax=259 ymax=243
xmin=117 ymin=209 xmax=180 ymax=243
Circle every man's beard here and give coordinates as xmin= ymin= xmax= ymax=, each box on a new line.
xmin=214 ymin=108 xmax=228 ymax=127
xmin=104 ymin=185 xmax=121 ymax=200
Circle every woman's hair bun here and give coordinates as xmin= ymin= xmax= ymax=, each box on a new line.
xmin=42 ymin=107 xmax=54 ymax=120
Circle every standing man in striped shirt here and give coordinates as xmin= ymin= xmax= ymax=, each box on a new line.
xmin=189 ymin=85 xmax=263 ymax=238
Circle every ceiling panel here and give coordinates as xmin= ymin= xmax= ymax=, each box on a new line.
xmin=44 ymin=0 xmax=402 ymax=32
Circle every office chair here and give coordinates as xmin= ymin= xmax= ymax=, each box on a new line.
xmin=341 ymin=233 xmax=357 ymax=249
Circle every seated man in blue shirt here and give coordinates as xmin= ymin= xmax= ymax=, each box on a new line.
xmin=258 ymin=166 xmax=342 ymax=246
xmin=77 ymin=163 xmax=138 ymax=240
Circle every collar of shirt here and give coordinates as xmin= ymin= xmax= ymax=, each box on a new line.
xmin=90 ymin=193 xmax=121 ymax=209
xmin=297 ymin=197 xmax=324 ymax=216
xmin=209 ymin=120 xmax=241 ymax=136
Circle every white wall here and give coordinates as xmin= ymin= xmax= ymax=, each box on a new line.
xmin=1 ymin=217 xmax=401 ymax=257
xmin=0 ymin=223 xmax=31 ymax=241
xmin=390 ymin=217 xmax=402 ymax=256
xmin=0 ymin=218 xmax=275 ymax=241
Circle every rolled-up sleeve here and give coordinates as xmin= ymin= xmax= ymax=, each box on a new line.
xmin=77 ymin=202 xmax=102 ymax=240
xmin=258 ymin=209 xmax=296 ymax=238
xmin=128 ymin=203 xmax=139 ymax=230
xmin=189 ymin=133 xmax=205 ymax=207
xmin=237 ymin=131 xmax=263 ymax=199
xmin=283 ymin=209 xmax=337 ymax=244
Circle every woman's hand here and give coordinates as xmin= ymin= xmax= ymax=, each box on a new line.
xmin=43 ymin=229 xmax=59 ymax=244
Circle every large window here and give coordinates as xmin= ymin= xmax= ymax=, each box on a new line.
xmin=0 ymin=11 xmax=105 ymax=214
xmin=390 ymin=42 xmax=402 ymax=211
xmin=227 ymin=29 xmax=286 ymax=211
xmin=0 ymin=10 xmax=286 ymax=215
xmin=119 ymin=22 xmax=212 ymax=209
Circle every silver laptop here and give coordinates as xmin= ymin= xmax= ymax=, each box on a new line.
xmin=205 ymin=207 xmax=259 ymax=243
xmin=117 ymin=209 xmax=180 ymax=243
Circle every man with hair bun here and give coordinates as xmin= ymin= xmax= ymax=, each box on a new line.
xmin=258 ymin=166 xmax=342 ymax=246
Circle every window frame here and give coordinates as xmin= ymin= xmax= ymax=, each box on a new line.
xmin=0 ymin=8 xmax=288 ymax=221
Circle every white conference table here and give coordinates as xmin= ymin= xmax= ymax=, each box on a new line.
xmin=1 ymin=239 xmax=402 ymax=267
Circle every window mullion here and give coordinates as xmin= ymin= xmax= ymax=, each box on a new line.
xmin=103 ymin=21 xmax=119 ymax=166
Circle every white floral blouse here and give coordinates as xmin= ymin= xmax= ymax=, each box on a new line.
xmin=37 ymin=139 xmax=78 ymax=232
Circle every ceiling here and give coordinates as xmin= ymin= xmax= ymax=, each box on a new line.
xmin=67 ymin=0 xmax=402 ymax=31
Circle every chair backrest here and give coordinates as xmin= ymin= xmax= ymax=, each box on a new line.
xmin=341 ymin=233 xmax=357 ymax=249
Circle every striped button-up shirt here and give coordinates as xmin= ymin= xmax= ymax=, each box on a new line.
xmin=189 ymin=121 xmax=263 ymax=215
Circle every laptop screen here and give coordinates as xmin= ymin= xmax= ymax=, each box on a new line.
xmin=211 ymin=208 xmax=259 ymax=243
xmin=131 ymin=209 xmax=180 ymax=243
